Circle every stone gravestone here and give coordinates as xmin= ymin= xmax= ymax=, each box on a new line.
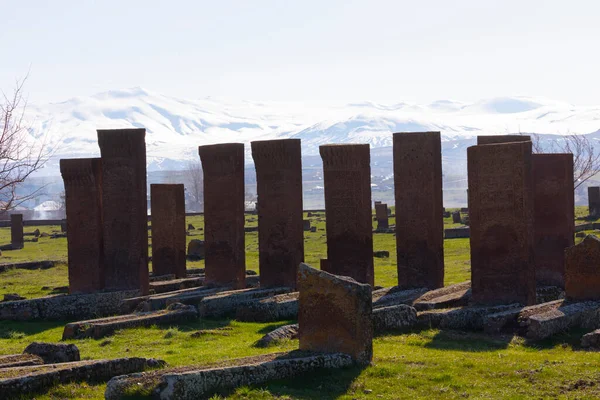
xmin=451 ymin=211 xmax=461 ymax=224
xmin=589 ymin=187 xmax=600 ymax=218
xmin=297 ymin=263 xmax=372 ymax=365
xmin=97 ymin=128 xmax=149 ymax=295
xmin=468 ymin=141 xmax=536 ymax=305
xmin=532 ymin=154 xmax=574 ymax=287
xmin=150 ymin=184 xmax=186 ymax=278
xmin=320 ymin=144 xmax=374 ymax=286
xmin=565 ymin=235 xmax=600 ymax=300
xmin=187 ymin=239 xmax=205 ymax=260
xmin=394 ymin=132 xmax=444 ymax=290
xmin=375 ymin=203 xmax=389 ymax=230
xmin=199 ymin=143 xmax=246 ymax=289
xmin=251 ymin=139 xmax=304 ymax=289
xmin=10 ymin=214 xmax=24 ymax=250
xmin=60 ymin=158 xmax=104 ymax=294
xmin=303 ymin=219 xmax=311 ymax=231
xmin=476 ymin=135 xmax=531 ymax=145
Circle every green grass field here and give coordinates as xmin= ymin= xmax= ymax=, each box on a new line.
xmin=0 ymin=208 xmax=599 ymax=399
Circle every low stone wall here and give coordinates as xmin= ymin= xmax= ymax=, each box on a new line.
xmin=444 ymin=227 xmax=470 ymax=239
xmin=198 ymin=287 xmax=292 ymax=318
xmin=0 ymin=260 xmax=62 ymax=273
xmin=235 ymin=293 xmax=299 ymax=322
xmin=0 ymin=354 xmax=43 ymax=369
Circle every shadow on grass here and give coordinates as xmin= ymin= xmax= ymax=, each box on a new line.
xmin=422 ymin=330 xmax=513 ymax=352
xmin=257 ymin=321 xmax=297 ymax=334
xmin=522 ymin=328 xmax=589 ymax=351
xmin=0 ymin=320 xmax=66 ymax=338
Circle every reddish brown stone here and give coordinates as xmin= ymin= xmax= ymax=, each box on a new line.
xmin=298 ymin=263 xmax=372 ymax=365
xmin=251 ymin=139 xmax=303 ymax=289
xmin=198 ymin=143 xmax=245 ymax=289
xmin=150 ymin=184 xmax=186 ymax=278
xmin=10 ymin=214 xmax=23 ymax=249
xmin=60 ymin=158 xmax=104 ymax=294
xmin=319 ymin=144 xmax=373 ymax=286
xmin=394 ymin=132 xmax=444 ymax=289
xmin=97 ymin=129 xmax=149 ymax=295
xmin=468 ymin=141 xmax=535 ymax=305
xmin=589 ymin=187 xmax=600 ymax=217
xmin=565 ymin=235 xmax=600 ymax=300
xmin=476 ymin=135 xmax=531 ymax=145
xmin=532 ymin=154 xmax=574 ymax=287
xmin=375 ymin=203 xmax=389 ymax=230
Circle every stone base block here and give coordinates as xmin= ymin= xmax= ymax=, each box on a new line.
xmin=235 ymin=293 xmax=299 ymax=322
xmin=198 ymin=287 xmax=292 ymax=318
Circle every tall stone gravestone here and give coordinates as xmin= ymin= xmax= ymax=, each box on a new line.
xmin=468 ymin=141 xmax=536 ymax=305
xmin=532 ymin=153 xmax=574 ymax=287
xmin=375 ymin=203 xmax=389 ymax=230
xmin=251 ymin=139 xmax=304 ymax=289
xmin=589 ymin=187 xmax=600 ymax=218
xmin=319 ymin=144 xmax=374 ymax=286
xmin=10 ymin=213 xmax=24 ymax=250
xmin=150 ymin=184 xmax=186 ymax=278
xmin=199 ymin=143 xmax=246 ymax=289
xmin=60 ymin=158 xmax=104 ymax=294
xmin=97 ymin=129 xmax=149 ymax=295
xmin=565 ymin=235 xmax=600 ymax=300
xmin=394 ymin=132 xmax=444 ymax=289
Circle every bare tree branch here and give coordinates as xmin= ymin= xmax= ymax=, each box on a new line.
xmin=183 ymin=161 xmax=203 ymax=212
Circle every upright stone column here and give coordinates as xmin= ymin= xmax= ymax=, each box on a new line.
xmin=532 ymin=153 xmax=574 ymax=287
xmin=251 ymin=139 xmax=303 ymax=289
xmin=477 ymin=135 xmax=531 ymax=145
xmin=97 ymin=128 xmax=149 ymax=295
xmin=589 ymin=187 xmax=600 ymax=217
xmin=394 ymin=132 xmax=444 ymax=289
xmin=150 ymin=184 xmax=186 ymax=278
xmin=60 ymin=158 xmax=104 ymax=294
xmin=468 ymin=141 xmax=535 ymax=305
xmin=319 ymin=144 xmax=373 ymax=286
xmin=10 ymin=214 xmax=23 ymax=249
xmin=198 ymin=143 xmax=245 ymax=289
xmin=375 ymin=203 xmax=389 ymax=230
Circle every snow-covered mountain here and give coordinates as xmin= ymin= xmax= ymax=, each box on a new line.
xmin=24 ymin=87 xmax=600 ymax=175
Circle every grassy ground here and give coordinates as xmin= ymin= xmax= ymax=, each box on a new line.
xmin=1 ymin=210 xmax=600 ymax=399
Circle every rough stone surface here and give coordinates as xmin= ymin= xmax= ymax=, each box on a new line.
xmin=445 ymin=227 xmax=470 ymax=239
xmin=186 ymin=239 xmax=205 ymax=260
xmin=23 ymin=342 xmax=80 ymax=364
xmin=199 ymin=287 xmax=292 ymax=318
xmin=10 ymin=214 xmax=23 ymax=249
xmin=251 ymin=139 xmax=304 ymax=289
xmin=151 ymin=184 xmax=186 ymax=278
xmin=373 ymin=250 xmax=390 ymax=258
xmin=468 ymin=141 xmax=535 ymax=305
xmin=60 ymin=158 xmax=104 ymax=294
xmin=255 ymin=324 xmax=299 ymax=347
xmin=482 ymin=300 xmax=564 ymax=335
xmin=565 ymin=235 xmax=600 ymax=300
xmin=532 ymin=154 xmax=574 ymax=287
xmin=319 ymin=144 xmax=373 ymax=285
xmin=536 ymin=285 xmax=565 ymax=304
xmin=0 ymin=260 xmax=58 ymax=273
xmin=589 ymin=187 xmax=600 ymax=217
xmin=371 ymin=287 xmax=429 ymax=309
xmin=149 ymin=277 xmax=204 ymax=294
xmin=394 ymin=132 xmax=444 ymax=290
xmin=581 ymin=329 xmax=600 ymax=348
xmin=235 ymin=292 xmax=299 ymax=322
xmin=298 ymin=263 xmax=372 ymax=365
xmin=98 ymin=129 xmax=149 ymax=295
xmin=120 ymin=286 xmax=228 ymax=313
xmin=412 ymin=282 xmax=472 ymax=311
xmin=199 ymin=143 xmax=246 ymax=289
xmin=0 ymin=354 xmax=43 ymax=369
xmin=451 ymin=211 xmax=461 ymax=224
xmin=525 ymin=301 xmax=600 ymax=340
xmin=372 ymin=304 xmax=417 ymax=332
xmin=476 ymin=135 xmax=531 ymax=145
xmin=418 ymin=304 xmax=521 ymax=331
xmin=375 ymin=203 xmax=389 ymax=230
xmin=62 ymin=303 xmax=198 ymax=339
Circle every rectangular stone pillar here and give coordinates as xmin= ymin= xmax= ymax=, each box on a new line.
xmin=375 ymin=203 xmax=389 ymax=230
xmin=589 ymin=187 xmax=600 ymax=217
xmin=150 ymin=184 xmax=186 ymax=278
xmin=533 ymin=154 xmax=574 ymax=287
xmin=97 ymin=129 xmax=149 ymax=295
xmin=251 ymin=139 xmax=303 ymax=289
xmin=394 ymin=132 xmax=444 ymax=289
xmin=198 ymin=143 xmax=245 ymax=289
xmin=10 ymin=214 xmax=23 ymax=249
xmin=477 ymin=135 xmax=531 ymax=145
xmin=60 ymin=158 xmax=104 ymax=294
xmin=319 ymin=144 xmax=373 ymax=286
xmin=468 ymin=141 xmax=535 ymax=305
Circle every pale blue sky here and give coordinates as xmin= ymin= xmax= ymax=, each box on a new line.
xmin=1 ymin=0 xmax=598 ymax=105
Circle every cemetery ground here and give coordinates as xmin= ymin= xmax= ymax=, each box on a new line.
xmin=0 ymin=209 xmax=599 ymax=399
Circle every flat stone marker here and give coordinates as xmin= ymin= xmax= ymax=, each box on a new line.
xmin=10 ymin=214 xmax=23 ymax=249
xmin=468 ymin=141 xmax=536 ymax=305
xmin=298 ymin=263 xmax=372 ymax=365
xmin=565 ymin=235 xmax=600 ymax=300
xmin=151 ymin=184 xmax=186 ymax=278
xmin=98 ymin=129 xmax=149 ymax=295
xmin=60 ymin=158 xmax=104 ymax=294
xmin=532 ymin=153 xmax=574 ymax=287
xmin=589 ymin=186 xmax=600 ymax=217
xmin=251 ymin=139 xmax=304 ymax=289
xmin=320 ymin=144 xmax=374 ymax=285
xmin=199 ymin=143 xmax=245 ymax=289
xmin=476 ymin=135 xmax=531 ymax=145
xmin=394 ymin=132 xmax=444 ymax=289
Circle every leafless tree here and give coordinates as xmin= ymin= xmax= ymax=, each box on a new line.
xmin=531 ymin=133 xmax=600 ymax=189
xmin=183 ymin=161 xmax=203 ymax=212
xmin=0 ymin=76 xmax=51 ymax=212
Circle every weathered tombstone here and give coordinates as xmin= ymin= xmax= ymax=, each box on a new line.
xmin=251 ymin=139 xmax=304 ymax=289
xmin=60 ymin=220 xmax=67 ymax=233
xmin=375 ymin=203 xmax=389 ymax=230
xmin=97 ymin=128 xmax=149 ymax=295
xmin=589 ymin=187 xmax=600 ymax=217
xmin=394 ymin=132 xmax=444 ymax=289
xmin=477 ymin=135 xmax=531 ymax=145
xmin=532 ymin=153 xmax=574 ymax=287
xmin=150 ymin=184 xmax=186 ymax=278
xmin=319 ymin=144 xmax=374 ymax=286
xmin=10 ymin=214 xmax=24 ymax=249
xmin=565 ymin=235 xmax=600 ymax=300
xmin=297 ymin=263 xmax=372 ymax=365
xmin=451 ymin=211 xmax=461 ymax=224
xmin=60 ymin=158 xmax=104 ymax=294
xmin=468 ymin=141 xmax=535 ymax=305
xmin=199 ymin=143 xmax=245 ymax=289
xmin=187 ymin=239 xmax=205 ymax=260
